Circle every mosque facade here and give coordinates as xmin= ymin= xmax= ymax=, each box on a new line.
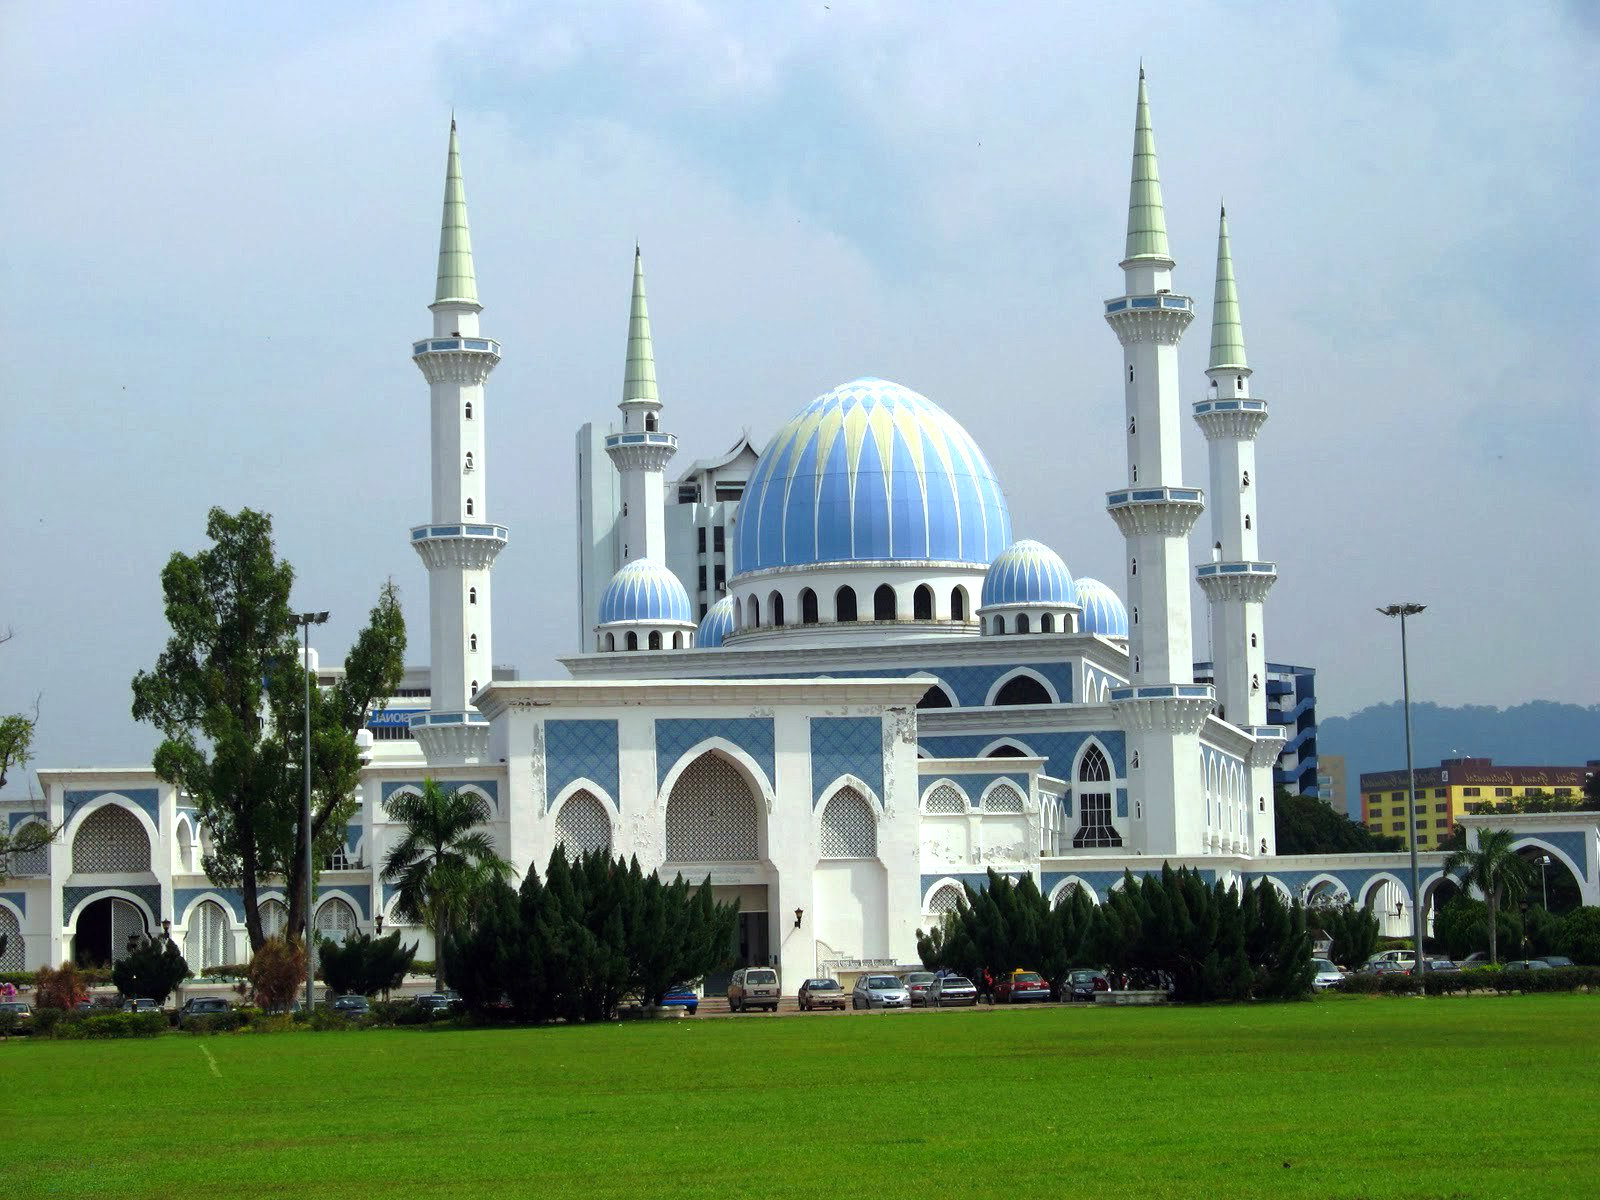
xmin=9 ymin=73 xmax=1595 ymax=987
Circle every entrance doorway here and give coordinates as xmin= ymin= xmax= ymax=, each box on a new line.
xmin=702 ymin=885 xmax=768 ymax=995
xmin=74 ymin=897 xmax=148 ymax=967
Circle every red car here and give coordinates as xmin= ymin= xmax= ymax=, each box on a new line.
xmin=994 ymin=970 xmax=1052 ymax=1003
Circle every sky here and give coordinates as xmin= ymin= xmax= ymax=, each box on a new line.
xmin=2 ymin=1 xmax=1596 ymax=798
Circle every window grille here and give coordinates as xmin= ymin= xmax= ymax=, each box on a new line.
xmin=983 ymin=783 xmax=1025 ymax=812
xmin=324 ymin=845 xmax=352 ymax=870
xmin=555 ymin=790 xmax=612 ymax=857
xmin=665 ymin=754 xmax=759 ymax=861
xmin=0 ymin=906 xmax=21 ymax=971
xmin=1079 ymin=745 xmax=1111 ymax=782
xmin=10 ymin=825 xmax=46 ymax=875
xmin=314 ymin=898 xmax=358 ymax=945
xmin=924 ymin=783 xmax=967 ymax=814
xmin=819 ymin=788 xmax=875 ymax=858
xmin=928 ymin=885 xmax=963 ymax=915
xmin=1073 ymin=792 xmax=1122 ymax=847
xmin=71 ymin=805 xmax=151 ymax=873
xmin=184 ymin=900 xmax=231 ymax=970
xmin=110 ymin=898 xmax=146 ymax=961
xmin=260 ymin=899 xmax=288 ymax=940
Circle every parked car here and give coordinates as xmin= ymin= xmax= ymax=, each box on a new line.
xmin=1367 ymin=961 xmax=1412 ymax=977
xmin=994 ymin=969 xmax=1051 ymax=1003
xmin=728 ymin=967 xmax=781 ymax=1013
xmin=926 ymin=975 xmax=977 ymax=1007
xmin=1426 ymin=958 xmax=1460 ymax=973
xmin=901 ymin=971 xmax=937 ymax=1006
xmin=0 ymin=1001 xmax=33 ymax=1030
xmin=1502 ymin=959 xmax=1553 ymax=972
xmin=331 ymin=995 xmax=370 ymax=1014
xmin=1067 ymin=969 xmax=1110 ymax=1000
xmin=658 ymin=985 xmax=699 ymax=1015
xmin=851 ymin=974 xmax=911 ymax=1009
xmin=179 ymin=997 xmax=234 ymax=1016
xmin=1540 ymin=956 xmax=1575 ymax=968
xmin=1460 ymin=952 xmax=1491 ymax=967
xmin=415 ymin=992 xmax=459 ymax=1014
xmin=121 ymin=998 xmax=162 ymax=1013
xmin=1311 ymin=959 xmax=1344 ymax=990
xmin=798 ymin=978 xmax=846 ymax=1011
xmin=1363 ymin=949 xmax=1416 ymax=970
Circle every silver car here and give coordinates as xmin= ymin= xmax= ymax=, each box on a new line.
xmin=927 ymin=975 xmax=978 ymax=1006
xmin=1311 ymin=958 xmax=1344 ymax=990
xmin=851 ymin=974 xmax=911 ymax=1009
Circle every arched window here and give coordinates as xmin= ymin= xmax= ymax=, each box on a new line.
xmin=604 ymin=633 xmax=615 ymax=651
xmin=1041 ymin=613 xmax=1055 ymax=633
xmin=983 ymin=783 xmax=1025 ymax=812
xmin=819 ymin=788 xmax=876 ymax=858
xmin=72 ymin=805 xmax=151 ymax=873
xmin=673 ymin=631 xmax=684 ymax=649
xmin=1242 ymin=471 xmax=1250 ymax=488
xmin=1131 ymin=464 xmax=1138 ymax=482
xmin=1073 ymin=744 xmax=1122 ymax=848
xmin=1236 ymin=375 xmax=1244 ymax=390
xmin=1244 ymin=515 xmax=1252 ymax=530
xmin=923 ymin=784 xmax=967 ymax=813
xmin=913 ymin=585 xmax=933 ymax=620
xmin=950 ymin=587 xmax=967 ymax=622
xmin=314 ymin=898 xmax=358 ymax=946
xmin=649 ymin=630 xmax=663 ymax=650
xmin=554 ymin=790 xmax=612 ymax=857
xmin=1252 ymin=673 xmax=1260 ymax=690
xmin=917 ymin=685 xmax=953 ymax=710
xmin=470 ymin=679 xmax=479 ymax=695
xmin=835 ymin=586 xmax=857 ymax=622
xmin=665 ymin=753 xmax=759 ymax=861
xmin=469 ymin=587 xmax=477 ymax=604
xmin=994 ymin=674 xmax=1051 ymax=706
xmin=0 ymin=905 xmax=22 ymax=972
xmin=259 ymin=899 xmax=288 ymax=941
xmin=625 ymin=632 xmax=638 ymax=651
xmin=1131 ymin=557 xmax=1138 ymax=576
xmin=469 ymin=634 xmax=478 ymax=651
xmin=464 ymin=452 xmax=474 ymax=471
xmin=1014 ymin=613 xmax=1031 ymax=634
xmin=800 ymin=588 xmax=818 ymax=624
xmin=183 ymin=900 xmax=231 ymax=970
xmin=873 ymin=584 xmax=896 ymax=621
xmin=746 ymin=595 xmax=760 ymax=628
xmin=769 ymin=592 xmax=785 ymax=627
xmin=465 ymin=498 xmax=474 ymax=516
xmin=985 ymin=743 xmax=1028 ymax=758
xmin=1132 ymin=606 xmax=1139 ymax=625
xmin=464 ymin=401 xmax=473 ymax=419
xmin=10 ymin=823 xmax=47 ymax=875
xmin=1129 ymin=416 xmax=1136 ymax=435
xmin=1250 ymin=632 xmax=1257 ymax=647
xmin=928 ymin=884 xmax=964 ymax=915
xmin=1134 ymin=655 xmax=1141 ymax=672
xmin=1127 ymin=364 xmax=1134 ymax=383
xmin=645 ymin=413 xmax=658 ymax=432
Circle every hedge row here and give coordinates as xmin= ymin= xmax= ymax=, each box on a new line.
xmin=0 ymin=968 xmax=114 ymax=988
xmin=1333 ymin=965 xmax=1600 ymax=996
xmin=0 ymin=998 xmax=461 ymax=1039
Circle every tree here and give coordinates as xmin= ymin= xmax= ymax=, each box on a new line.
xmin=248 ymin=937 xmax=307 ymax=1012
xmin=1312 ymin=903 xmax=1380 ymax=969
xmin=112 ymin=935 xmax=190 ymax=1004
xmin=1441 ymin=828 xmax=1535 ymax=964
xmin=1275 ymin=790 xmax=1402 ymax=854
xmin=34 ymin=962 xmax=90 ymax=1009
xmin=317 ymin=931 xmax=417 ymax=997
xmin=0 ymin=818 xmax=56 ymax=887
xmin=382 ymin=779 xmax=512 ymax=989
xmin=132 ymin=507 xmax=405 ymax=951
xmin=1559 ymin=907 xmax=1600 ymax=965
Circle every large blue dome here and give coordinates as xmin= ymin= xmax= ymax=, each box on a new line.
xmin=981 ymin=540 xmax=1075 ymax=608
xmin=1074 ymin=577 xmax=1128 ymax=637
xmin=598 ymin=559 xmax=693 ymax=625
xmin=696 ymin=595 xmax=737 ymax=648
xmin=732 ymin=377 xmax=1011 ymax=577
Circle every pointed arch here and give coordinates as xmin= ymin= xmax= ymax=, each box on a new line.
xmin=70 ymin=801 xmax=153 ymax=874
xmin=181 ymin=897 xmax=234 ymax=970
xmin=950 ymin=586 xmax=968 ymax=622
xmin=64 ymin=887 xmax=158 ymax=929
xmin=768 ymin=591 xmax=785 ymax=627
xmin=834 ymin=585 xmax=857 ymax=622
xmin=661 ymin=747 xmax=769 ymax=862
xmin=913 ymin=584 xmax=934 ymax=620
xmin=818 ymin=785 xmax=877 ymax=858
xmin=553 ymin=788 xmax=614 ymax=857
xmin=916 ymin=680 xmax=955 ymax=709
xmin=979 ymin=737 xmax=1036 ymax=759
xmin=1048 ymin=876 xmax=1100 ymax=906
xmin=980 ymin=779 xmax=1027 ymax=812
xmin=984 ymin=667 xmax=1059 ymax=706
xmin=920 ymin=779 xmax=970 ymax=813
xmin=873 ymin=583 xmax=897 ymax=621
xmin=314 ymin=895 xmax=360 ymax=945
xmin=922 ymin=877 xmax=968 ymax=915
xmin=800 ymin=588 xmax=819 ymax=624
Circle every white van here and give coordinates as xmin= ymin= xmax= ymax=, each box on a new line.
xmin=727 ymin=967 xmax=780 ymax=1013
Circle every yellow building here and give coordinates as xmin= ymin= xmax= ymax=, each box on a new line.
xmin=1359 ymin=757 xmax=1595 ymax=850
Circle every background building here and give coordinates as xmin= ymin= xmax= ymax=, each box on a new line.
xmin=1360 ymin=757 xmax=1598 ymax=849
xmin=1315 ymin=753 xmax=1347 ymax=811
xmin=1195 ymin=660 xmax=1317 ymax=795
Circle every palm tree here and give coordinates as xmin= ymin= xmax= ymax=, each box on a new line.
xmin=1440 ymin=827 xmax=1534 ymax=965
xmin=381 ymin=779 xmax=511 ymax=989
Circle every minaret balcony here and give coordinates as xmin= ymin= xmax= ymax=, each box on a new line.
xmin=410 ymin=523 xmax=509 ymax=570
xmin=1193 ymin=398 xmax=1269 ymax=441
xmin=1109 ymin=684 xmax=1215 ymax=734
xmin=1103 ymin=293 xmax=1194 ymax=345
xmin=412 ymin=337 xmax=501 ymax=385
xmin=409 ymin=710 xmax=492 ymax=765
xmin=605 ymin=430 xmax=678 ymax=472
xmin=1196 ymin=561 xmax=1277 ymax=604
xmin=1105 ymin=486 xmax=1204 ymax=537
xmin=1245 ymin=725 xmax=1288 ymax=768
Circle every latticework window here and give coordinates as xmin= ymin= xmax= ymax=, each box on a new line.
xmin=259 ymin=899 xmax=288 ymax=940
xmin=983 ymin=783 xmax=1025 ymax=812
xmin=324 ymin=845 xmax=352 ymax=870
xmin=110 ymin=898 xmax=146 ymax=962
xmin=0 ymin=905 xmax=21 ymax=971
xmin=555 ymin=790 xmax=612 ymax=857
xmin=928 ymin=885 xmax=963 ymax=915
xmin=1079 ymin=744 xmax=1111 ymax=782
xmin=10 ymin=824 xmax=47 ymax=875
xmin=314 ymin=898 xmax=358 ymax=945
xmin=183 ymin=900 xmax=231 ymax=970
xmin=923 ymin=783 xmax=967 ymax=814
xmin=819 ymin=788 xmax=876 ymax=858
xmin=71 ymin=805 xmax=151 ymax=873
xmin=665 ymin=754 xmax=759 ymax=862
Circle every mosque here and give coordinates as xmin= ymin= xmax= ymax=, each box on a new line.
xmin=9 ymin=72 xmax=1595 ymax=988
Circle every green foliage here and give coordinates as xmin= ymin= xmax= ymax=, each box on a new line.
xmin=1434 ymin=897 xmax=1522 ymax=961
xmin=1311 ymin=904 xmax=1381 ymax=969
xmin=111 ymin=936 xmax=190 ymax=1004
xmin=1522 ymin=905 xmax=1563 ymax=958
xmin=1274 ymin=789 xmax=1402 ymax=854
xmin=247 ymin=937 xmax=307 ymax=1013
xmin=0 ymin=710 xmax=35 ymax=795
xmin=1560 ymin=907 xmax=1600 ymax=965
xmin=1441 ymin=828 xmax=1535 ymax=963
xmin=131 ymin=507 xmax=406 ymax=951
xmin=0 ymin=812 xmax=55 ymax=887
xmin=316 ymin=931 xmax=417 ymax=997
xmin=448 ymin=846 xmax=738 ymax=1023
xmin=33 ymin=961 xmax=90 ymax=1009
xmin=47 ymin=1011 xmax=169 ymax=1039
xmin=1333 ymin=964 xmax=1600 ymax=996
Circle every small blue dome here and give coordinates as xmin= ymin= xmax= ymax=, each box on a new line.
xmin=697 ymin=596 xmax=737 ymax=648
xmin=1074 ymin=577 xmax=1128 ymax=637
xmin=733 ymin=377 xmax=1011 ymax=577
xmin=598 ymin=559 xmax=693 ymax=625
xmin=981 ymin=540 xmax=1074 ymax=608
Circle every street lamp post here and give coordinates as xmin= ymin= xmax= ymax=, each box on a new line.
xmin=296 ymin=610 xmax=329 ymax=1013
xmin=1537 ymin=855 xmax=1552 ymax=909
xmin=1378 ymin=603 xmax=1427 ymax=992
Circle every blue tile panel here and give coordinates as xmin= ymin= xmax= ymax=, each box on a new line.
xmin=721 ymin=662 xmax=1073 ymax=706
xmin=809 ymin=717 xmax=884 ymax=805
xmin=0 ymin=891 xmax=25 ymax=916
xmin=174 ymin=887 xmax=247 ymax=923
xmin=1116 ymin=788 xmax=1129 ymax=818
xmin=7 ymin=812 xmax=45 ymax=831
xmin=64 ymin=884 xmax=162 ymax=922
xmin=655 ymin=718 xmax=775 ymax=791
xmin=64 ymin=788 xmax=160 ymax=829
xmin=545 ymin=719 xmax=621 ymax=809
xmin=919 ymin=730 xmax=1126 ymax=785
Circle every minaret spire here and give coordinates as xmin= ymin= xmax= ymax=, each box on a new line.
xmin=606 ymin=246 xmax=676 ymax=565
xmin=623 ymin=245 xmax=659 ymax=404
xmin=1124 ymin=67 xmax=1172 ymax=266
xmin=435 ymin=119 xmax=479 ymax=306
xmin=1209 ymin=204 xmax=1248 ymax=372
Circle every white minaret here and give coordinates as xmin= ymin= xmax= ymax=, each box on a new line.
xmin=1193 ymin=206 xmax=1285 ymax=853
xmin=1103 ymin=69 xmax=1214 ymax=857
xmin=409 ymin=120 xmax=505 ymax=765
xmin=605 ymin=247 xmax=676 ymax=563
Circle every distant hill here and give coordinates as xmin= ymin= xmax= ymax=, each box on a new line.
xmin=1319 ymin=701 xmax=1599 ymax=818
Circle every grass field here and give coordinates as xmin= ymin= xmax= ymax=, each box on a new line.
xmin=5 ymin=995 xmax=1596 ymax=1199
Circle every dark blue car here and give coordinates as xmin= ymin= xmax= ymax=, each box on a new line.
xmin=659 ymin=985 xmax=699 ymax=1015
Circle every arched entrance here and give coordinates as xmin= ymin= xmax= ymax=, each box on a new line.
xmin=74 ymin=896 xmax=149 ymax=967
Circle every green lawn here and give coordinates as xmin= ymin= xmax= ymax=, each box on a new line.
xmin=5 ymin=995 xmax=1595 ymax=1199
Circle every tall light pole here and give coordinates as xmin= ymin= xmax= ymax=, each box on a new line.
xmin=1379 ymin=603 xmax=1426 ymax=991
xmin=296 ymin=610 xmax=329 ymax=1012
xmin=1537 ymin=854 xmax=1552 ymax=909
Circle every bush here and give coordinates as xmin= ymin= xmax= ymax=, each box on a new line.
xmin=181 ymin=1011 xmax=247 ymax=1034
xmin=30 ymin=1006 xmax=65 ymax=1035
xmin=1331 ymin=964 xmax=1600 ymax=997
xmin=0 ymin=1010 xmax=20 ymax=1037
xmin=200 ymin=964 xmax=251 ymax=980
xmin=249 ymin=1014 xmax=294 ymax=1034
xmin=1560 ymin=907 xmax=1600 ymax=965
xmin=33 ymin=962 xmax=90 ymax=1009
xmin=247 ymin=937 xmax=307 ymax=1012
xmin=318 ymin=931 xmax=417 ymax=997
xmin=51 ymin=1011 xmax=167 ymax=1039
xmin=111 ymin=936 xmax=190 ymax=1005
